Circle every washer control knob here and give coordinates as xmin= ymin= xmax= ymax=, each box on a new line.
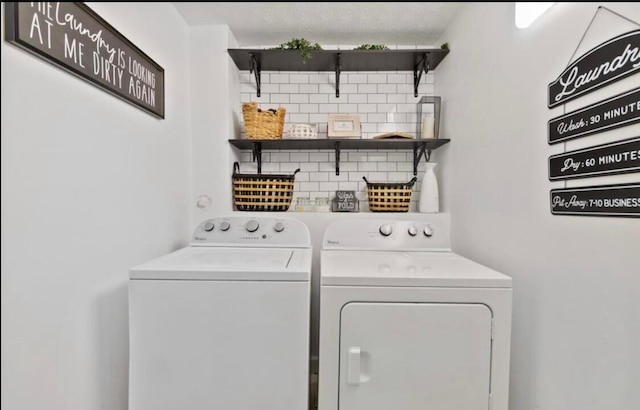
xmin=379 ymin=224 xmax=393 ymax=237
xmin=245 ymin=220 xmax=260 ymax=233
xmin=424 ymin=226 xmax=434 ymax=237
xmin=204 ymin=221 xmax=214 ymax=232
xmin=274 ymin=222 xmax=285 ymax=232
xmin=408 ymin=226 xmax=418 ymax=236
xmin=220 ymin=221 xmax=230 ymax=231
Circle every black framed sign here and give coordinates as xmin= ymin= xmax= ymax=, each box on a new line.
xmin=548 ymin=88 xmax=640 ymax=144
xmin=549 ymin=137 xmax=640 ymax=180
xmin=550 ymin=183 xmax=640 ymax=217
xmin=4 ymin=2 xmax=165 ymax=118
xmin=548 ymin=30 xmax=640 ymax=109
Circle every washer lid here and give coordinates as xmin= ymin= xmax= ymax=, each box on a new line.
xmin=130 ymin=247 xmax=311 ymax=281
xmin=321 ymin=251 xmax=511 ymax=288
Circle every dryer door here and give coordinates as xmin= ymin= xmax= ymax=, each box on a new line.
xmin=339 ymin=303 xmax=492 ymax=410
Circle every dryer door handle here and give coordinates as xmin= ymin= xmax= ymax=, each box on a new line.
xmin=347 ymin=347 xmax=361 ymax=385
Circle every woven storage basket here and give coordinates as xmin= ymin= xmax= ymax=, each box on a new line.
xmin=242 ymin=102 xmax=286 ymax=140
xmin=363 ymin=176 xmax=418 ymax=212
xmin=232 ymin=162 xmax=300 ymax=211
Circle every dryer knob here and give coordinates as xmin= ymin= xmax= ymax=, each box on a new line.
xmin=245 ymin=220 xmax=260 ymax=233
xmin=274 ymin=222 xmax=285 ymax=232
xmin=220 ymin=221 xmax=230 ymax=231
xmin=408 ymin=226 xmax=418 ymax=236
xmin=379 ymin=224 xmax=393 ymax=237
xmin=204 ymin=222 xmax=215 ymax=232
xmin=424 ymin=226 xmax=434 ymax=237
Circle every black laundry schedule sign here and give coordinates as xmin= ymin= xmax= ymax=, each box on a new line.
xmin=550 ymin=183 xmax=640 ymax=217
xmin=548 ymin=88 xmax=640 ymax=144
xmin=549 ymin=138 xmax=640 ymax=180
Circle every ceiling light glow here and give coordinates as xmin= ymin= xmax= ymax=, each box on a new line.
xmin=515 ymin=2 xmax=555 ymax=28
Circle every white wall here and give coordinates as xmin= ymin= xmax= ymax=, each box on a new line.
xmin=437 ymin=3 xmax=640 ymax=409
xmin=190 ymin=25 xmax=240 ymax=228
xmin=0 ymin=3 xmax=191 ymax=410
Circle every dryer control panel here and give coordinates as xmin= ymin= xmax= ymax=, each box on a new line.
xmin=192 ymin=216 xmax=311 ymax=248
xmin=322 ymin=215 xmax=451 ymax=251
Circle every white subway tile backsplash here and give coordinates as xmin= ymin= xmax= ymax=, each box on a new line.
xmin=348 ymin=152 xmax=368 ymax=162
xmin=340 ymin=84 xmax=358 ymax=94
xmin=310 ymin=173 xmax=329 ymax=182
xmin=288 ymin=113 xmax=310 ymax=122
xmin=310 ymin=152 xmax=329 ymax=162
xmin=319 ymin=84 xmax=335 ymax=94
xmin=367 ymin=113 xmax=387 ymax=122
xmin=378 ymin=84 xmax=397 ymax=93
xmin=289 ymin=74 xmax=310 ymax=84
xmin=270 ymin=152 xmax=290 ymax=162
xmin=270 ymin=73 xmax=290 ymax=83
xmin=288 ymin=153 xmax=309 ymax=164
xmin=348 ymin=94 xmax=368 ymax=104
xmin=299 ymin=104 xmax=320 ymax=113
xmin=388 ymin=153 xmax=409 ymax=162
xmin=236 ymin=64 xmax=436 ymax=210
xmin=368 ymin=94 xmax=387 ymax=103
xmin=377 ymin=162 xmax=397 ymax=172
xmin=367 ymin=74 xmax=386 ymax=83
xmin=271 ymin=94 xmax=290 ymax=103
xmin=338 ymin=104 xmax=358 ymax=113
xmin=309 ymin=73 xmax=331 ymax=84
xmin=348 ymin=172 xmax=364 ymax=182
xmin=300 ymin=182 xmax=319 ymax=191
xmin=328 ymin=172 xmax=349 ymax=182
xmin=310 ymin=94 xmax=329 ymax=103
xmin=290 ymin=94 xmax=310 ymax=104
xmin=299 ymin=84 xmax=319 ymax=93
xmin=280 ymin=84 xmax=300 ymax=93
xmin=358 ymin=104 xmax=377 ymax=113
xmin=319 ymin=103 xmax=338 ymax=113
xmin=358 ymin=84 xmax=377 ymax=93
xmin=348 ymin=74 xmax=367 ymax=83
xmin=387 ymin=74 xmax=406 ymax=83
xmin=339 ymin=162 xmax=358 ymax=172
xmin=358 ymin=162 xmax=378 ymax=172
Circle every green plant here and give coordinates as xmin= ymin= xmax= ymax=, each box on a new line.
xmin=440 ymin=42 xmax=449 ymax=50
xmin=353 ymin=44 xmax=389 ymax=50
xmin=271 ymin=38 xmax=322 ymax=63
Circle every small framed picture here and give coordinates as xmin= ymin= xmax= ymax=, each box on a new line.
xmin=328 ymin=114 xmax=361 ymax=139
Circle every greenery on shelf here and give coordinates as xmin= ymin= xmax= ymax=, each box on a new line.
xmin=271 ymin=38 xmax=322 ymax=63
xmin=353 ymin=44 xmax=389 ymax=50
xmin=440 ymin=42 xmax=449 ymax=50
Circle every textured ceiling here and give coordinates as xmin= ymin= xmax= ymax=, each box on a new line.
xmin=172 ymin=2 xmax=467 ymax=46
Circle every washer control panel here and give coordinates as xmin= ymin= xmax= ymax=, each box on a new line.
xmin=191 ymin=216 xmax=310 ymax=248
xmin=323 ymin=215 xmax=451 ymax=251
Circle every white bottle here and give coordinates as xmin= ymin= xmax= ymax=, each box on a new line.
xmin=419 ymin=162 xmax=439 ymax=213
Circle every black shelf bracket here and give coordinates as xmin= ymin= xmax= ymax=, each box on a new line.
xmin=412 ymin=144 xmax=431 ymax=175
xmin=413 ymin=53 xmax=430 ymax=97
xmin=335 ymin=53 xmax=342 ymax=98
xmin=249 ymin=52 xmax=261 ymax=97
xmin=334 ymin=141 xmax=341 ymax=175
xmin=252 ymin=142 xmax=263 ymax=174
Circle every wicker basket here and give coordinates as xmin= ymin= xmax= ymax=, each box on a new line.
xmin=363 ymin=176 xmax=418 ymax=212
xmin=242 ymin=102 xmax=286 ymax=140
xmin=232 ymin=162 xmax=300 ymax=211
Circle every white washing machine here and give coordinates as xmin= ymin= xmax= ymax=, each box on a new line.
xmin=318 ymin=215 xmax=512 ymax=410
xmin=129 ymin=216 xmax=312 ymax=410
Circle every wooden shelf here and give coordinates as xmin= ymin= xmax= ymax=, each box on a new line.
xmin=229 ymin=138 xmax=450 ymax=175
xmin=228 ymin=48 xmax=449 ymax=97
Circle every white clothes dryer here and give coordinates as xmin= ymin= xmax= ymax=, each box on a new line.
xmin=129 ymin=216 xmax=312 ymax=410
xmin=318 ymin=215 xmax=512 ymax=410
